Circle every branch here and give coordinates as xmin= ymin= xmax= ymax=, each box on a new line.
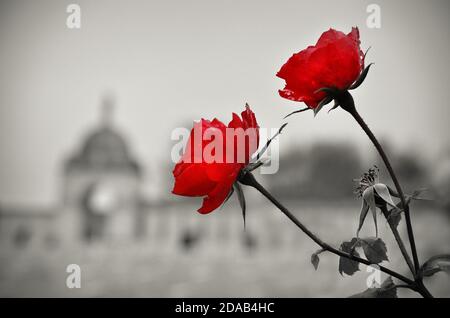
xmin=348 ymin=105 xmax=420 ymax=275
xmin=238 ymin=172 xmax=416 ymax=287
xmin=330 ymin=93 xmax=419 ymax=271
xmin=380 ymin=205 xmax=415 ymax=275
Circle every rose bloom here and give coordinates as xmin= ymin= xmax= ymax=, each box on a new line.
xmin=172 ymin=105 xmax=259 ymax=214
xmin=277 ymin=27 xmax=365 ymax=108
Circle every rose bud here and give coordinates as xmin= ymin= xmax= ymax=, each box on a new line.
xmin=354 ymin=166 xmax=397 ymax=237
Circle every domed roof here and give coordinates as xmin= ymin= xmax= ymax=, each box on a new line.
xmin=80 ymin=125 xmax=131 ymax=165
xmin=66 ymin=99 xmax=141 ymax=174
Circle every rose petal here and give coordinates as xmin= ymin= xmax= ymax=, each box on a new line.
xmin=277 ymin=27 xmax=365 ymax=108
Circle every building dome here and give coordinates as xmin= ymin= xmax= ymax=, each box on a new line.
xmin=65 ymin=98 xmax=141 ymax=174
xmin=80 ymin=126 xmax=130 ymax=165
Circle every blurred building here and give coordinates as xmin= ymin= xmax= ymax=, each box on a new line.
xmin=0 ymin=98 xmax=145 ymax=246
xmin=268 ymin=143 xmax=363 ymax=200
xmin=0 ymin=98 xmax=260 ymax=253
xmin=61 ymin=97 xmax=143 ymax=242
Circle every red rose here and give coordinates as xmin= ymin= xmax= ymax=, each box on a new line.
xmin=172 ymin=105 xmax=259 ymax=214
xmin=277 ymin=27 xmax=364 ymax=108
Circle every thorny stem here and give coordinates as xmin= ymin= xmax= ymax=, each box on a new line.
xmin=336 ymin=90 xmax=432 ymax=298
xmin=349 ymin=108 xmax=421 ymax=275
xmin=380 ymin=205 xmax=415 ymax=276
xmin=240 ymin=172 xmax=434 ymax=297
xmin=239 ymin=172 xmax=418 ymax=290
xmin=416 ymin=280 xmax=434 ymax=298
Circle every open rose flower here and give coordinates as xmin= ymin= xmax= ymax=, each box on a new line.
xmin=172 ymin=105 xmax=259 ymax=214
xmin=277 ymin=27 xmax=365 ymax=109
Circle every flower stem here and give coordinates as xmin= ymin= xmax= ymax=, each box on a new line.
xmin=416 ymin=280 xmax=434 ymax=298
xmin=338 ymin=92 xmax=433 ymax=297
xmin=239 ymin=171 xmax=416 ymax=289
xmin=349 ymin=108 xmax=420 ymax=275
xmin=380 ymin=206 xmax=415 ymax=275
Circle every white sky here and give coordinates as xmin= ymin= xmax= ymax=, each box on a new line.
xmin=0 ymin=0 xmax=449 ymax=206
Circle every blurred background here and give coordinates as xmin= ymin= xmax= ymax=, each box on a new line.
xmin=0 ymin=0 xmax=449 ymax=297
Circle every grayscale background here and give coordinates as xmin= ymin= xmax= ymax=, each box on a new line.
xmin=0 ymin=0 xmax=449 ymax=297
